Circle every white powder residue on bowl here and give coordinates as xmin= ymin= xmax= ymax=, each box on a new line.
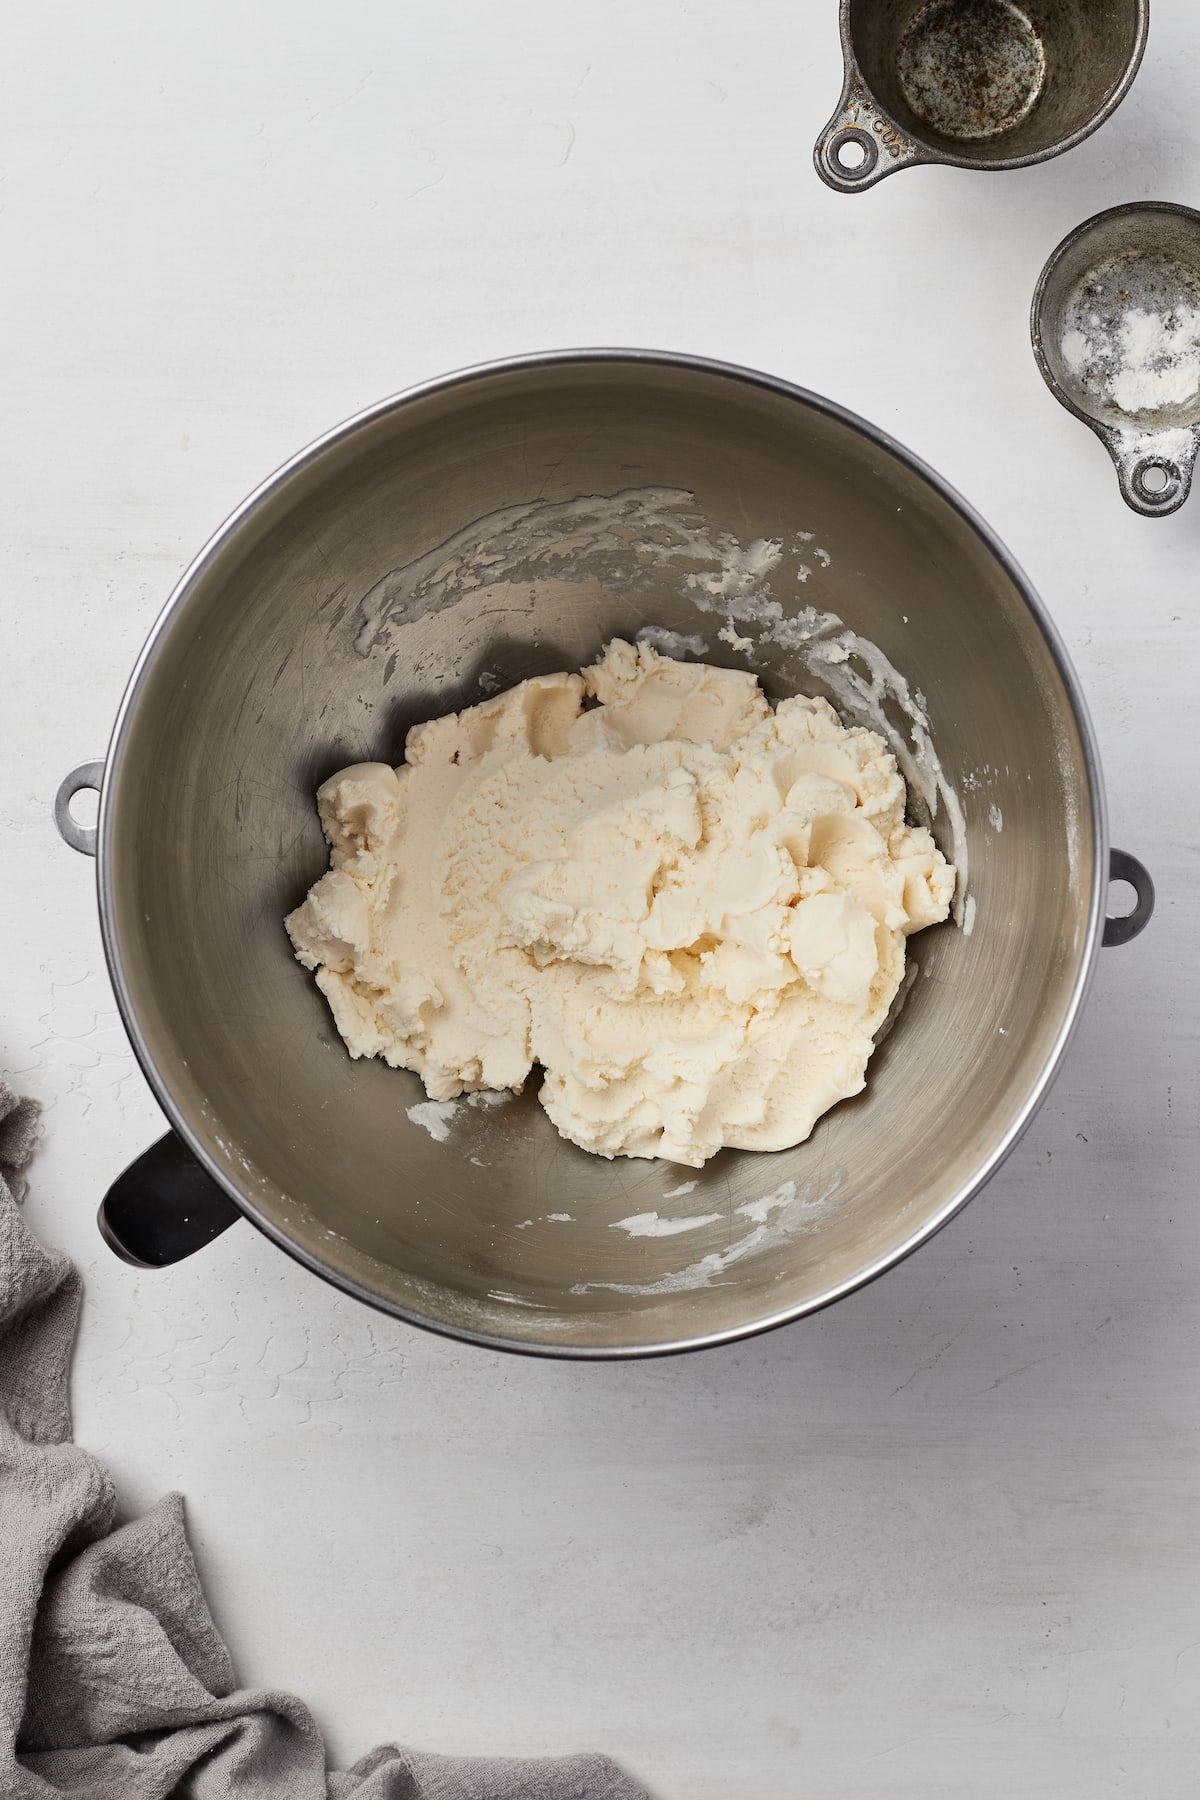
xmin=406 ymin=1099 xmax=460 ymax=1141
xmin=1061 ymin=302 xmax=1200 ymax=416
xmin=635 ymin=625 xmax=710 ymax=659
xmin=717 ymin=620 xmax=754 ymax=653
xmin=573 ymin=1169 xmax=846 ymax=1296
xmin=610 ymin=1210 xmax=724 ymax=1238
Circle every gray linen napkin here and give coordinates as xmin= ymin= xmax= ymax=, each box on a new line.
xmin=0 ymin=1080 xmax=652 ymax=1800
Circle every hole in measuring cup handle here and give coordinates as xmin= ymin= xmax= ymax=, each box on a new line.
xmin=1132 ymin=458 xmax=1180 ymax=505
xmin=1103 ymin=848 xmax=1154 ymax=947
xmin=826 ymin=126 xmax=879 ymax=181
xmin=54 ymin=760 xmax=105 ymax=856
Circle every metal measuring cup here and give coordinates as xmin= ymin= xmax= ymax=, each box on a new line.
xmin=1032 ymin=201 xmax=1200 ymax=517
xmin=815 ymin=0 xmax=1148 ymax=194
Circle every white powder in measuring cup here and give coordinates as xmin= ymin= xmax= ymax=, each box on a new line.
xmin=1062 ymin=304 xmax=1200 ymax=415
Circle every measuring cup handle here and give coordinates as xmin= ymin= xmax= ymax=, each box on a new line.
xmin=814 ymin=79 xmax=924 ymax=192
xmin=1108 ymin=429 xmax=1199 ymax=517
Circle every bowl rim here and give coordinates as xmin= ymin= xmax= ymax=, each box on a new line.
xmin=94 ymin=347 xmax=1108 ymax=1359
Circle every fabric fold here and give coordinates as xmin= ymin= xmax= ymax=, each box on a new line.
xmin=0 ymin=1079 xmax=651 ymax=1800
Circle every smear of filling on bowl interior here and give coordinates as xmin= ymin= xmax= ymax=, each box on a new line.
xmin=286 ymin=639 xmax=955 ymax=1167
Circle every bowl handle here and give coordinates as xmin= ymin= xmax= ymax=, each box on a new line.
xmin=1103 ymin=848 xmax=1155 ymax=947
xmin=99 ymin=1132 xmax=242 ymax=1267
xmin=54 ymin=761 xmax=105 ymax=856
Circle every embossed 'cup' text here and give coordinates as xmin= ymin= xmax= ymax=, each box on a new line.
xmin=871 ymin=118 xmax=906 ymax=157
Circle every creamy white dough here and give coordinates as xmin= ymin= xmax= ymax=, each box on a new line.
xmin=286 ymin=639 xmax=956 ymax=1167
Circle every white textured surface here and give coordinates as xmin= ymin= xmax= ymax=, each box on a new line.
xmin=3 ymin=2 xmax=1198 ymax=1794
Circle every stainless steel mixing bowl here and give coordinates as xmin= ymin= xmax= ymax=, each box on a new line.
xmin=55 ymin=351 xmax=1153 ymax=1357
